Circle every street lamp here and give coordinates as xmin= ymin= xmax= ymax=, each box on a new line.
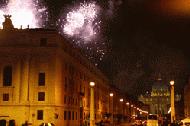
xmin=126 ymin=102 xmax=129 ymax=105
xmin=109 ymin=93 xmax=114 ymax=125
xmin=120 ymin=98 xmax=123 ymax=102
xmin=110 ymin=93 xmax=113 ymax=97
xmin=89 ymin=82 xmax=95 ymax=126
xmin=170 ymin=80 xmax=175 ymax=123
xmin=131 ymin=105 xmax=134 ymax=117
xmin=90 ymin=82 xmax=95 ymax=87
xmin=120 ymin=98 xmax=124 ymax=122
xmin=170 ymin=80 xmax=174 ymax=86
xmin=109 ymin=93 xmax=114 ymax=113
xmin=126 ymin=102 xmax=130 ymax=122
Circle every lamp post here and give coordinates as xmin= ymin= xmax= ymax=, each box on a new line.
xmin=131 ymin=105 xmax=134 ymax=118
xmin=109 ymin=93 xmax=114 ymax=125
xmin=126 ymin=102 xmax=130 ymax=115
xmin=120 ymin=98 xmax=124 ymax=122
xmin=170 ymin=80 xmax=175 ymax=123
xmin=126 ymin=102 xmax=130 ymax=122
xmin=90 ymin=82 xmax=95 ymax=126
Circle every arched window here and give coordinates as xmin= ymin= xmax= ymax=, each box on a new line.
xmin=3 ymin=66 xmax=12 ymax=86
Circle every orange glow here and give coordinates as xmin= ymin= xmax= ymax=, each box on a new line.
xmin=160 ymin=0 xmax=190 ymax=16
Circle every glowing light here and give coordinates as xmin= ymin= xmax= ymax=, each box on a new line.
xmin=57 ymin=1 xmax=107 ymax=65
xmin=170 ymin=80 xmax=174 ymax=86
xmin=110 ymin=93 xmax=113 ymax=97
xmin=0 ymin=0 xmax=48 ymax=28
xmin=168 ymin=107 xmax=171 ymax=114
xmin=59 ymin=1 xmax=100 ymax=42
xmin=120 ymin=98 xmax=123 ymax=102
xmin=158 ymin=0 xmax=190 ymax=16
xmin=90 ymin=82 xmax=95 ymax=87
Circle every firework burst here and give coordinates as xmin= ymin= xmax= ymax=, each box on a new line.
xmin=58 ymin=1 xmax=101 ymax=42
xmin=57 ymin=1 xmax=107 ymax=65
xmin=0 ymin=0 xmax=48 ymax=29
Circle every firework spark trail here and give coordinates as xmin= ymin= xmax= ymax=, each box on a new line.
xmin=57 ymin=1 xmax=124 ymax=65
xmin=59 ymin=1 xmax=100 ymax=42
xmin=0 ymin=0 xmax=48 ymax=28
xmin=57 ymin=1 xmax=107 ymax=65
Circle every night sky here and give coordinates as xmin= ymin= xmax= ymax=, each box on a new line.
xmin=46 ymin=0 xmax=190 ymax=97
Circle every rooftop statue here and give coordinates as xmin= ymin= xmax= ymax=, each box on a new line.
xmin=3 ymin=14 xmax=14 ymax=30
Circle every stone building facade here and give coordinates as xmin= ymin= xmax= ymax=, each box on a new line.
xmin=184 ymin=79 xmax=190 ymax=117
xmin=139 ymin=79 xmax=171 ymax=115
xmin=0 ymin=26 xmax=111 ymax=126
xmin=0 ymin=17 xmax=145 ymax=126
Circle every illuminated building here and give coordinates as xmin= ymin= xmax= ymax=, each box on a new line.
xmin=184 ymin=79 xmax=190 ymax=117
xmin=0 ymin=16 xmax=110 ymax=126
xmin=0 ymin=16 xmax=146 ymax=126
xmin=139 ymin=77 xmax=182 ymax=117
xmin=138 ymin=78 xmax=171 ymax=115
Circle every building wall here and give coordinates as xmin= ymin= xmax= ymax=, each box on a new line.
xmin=0 ymin=29 xmax=144 ymax=126
xmin=0 ymin=29 xmax=114 ymax=126
xmin=0 ymin=45 xmax=57 ymax=125
xmin=184 ymin=81 xmax=190 ymax=117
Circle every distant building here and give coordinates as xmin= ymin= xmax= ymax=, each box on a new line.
xmin=184 ymin=79 xmax=190 ymax=117
xmin=139 ymin=78 xmax=182 ymax=117
xmin=139 ymin=78 xmax=171 ymax=115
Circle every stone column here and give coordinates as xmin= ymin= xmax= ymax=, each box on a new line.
xmin=170 ymin=83 xmax=175 ymax=123
xmin=90 ymin=82 xmax=95 ymax=126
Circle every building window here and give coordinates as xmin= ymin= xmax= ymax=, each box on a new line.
xmin=76 ymin=112 xmax=77 ymax=120
xmin=64 ymin=111 xmax=67 ymax=120
xmin=38 ymin=92 xmax=45 ymax=101
xmin=3 ymin=93 xmax=9 ymax=101
xmin=68 ymin=111 xmax=71 ymax=120
xmin=38 ymin=73 xmax=45 ymax=86
xmin=72 ymin=98 xmax=74 ymax=104
xmin=80 ymin=110 xmax=82 ymax=119
xmin=80 ymin=85 xmax=81 ymax=92
xmin=55 ymin=113 xmax=58 ymax=119
xmin=72 ymin=111 xmax=74 ymax=120
xmin=40 ymin=38 xmax=47 ymax=46
xmin=65 ymin=77 xmax=67 ymax=90
xmin=37 ymin=110 xmax=43 ymax=120
xmin=65 ymin=63 xmax=68 ymax=70
xmin=0 ymin=119 xmax=6 ymax=126
xmin=9 ymin=120 xmax=15 ymax=126
xmin=3 ymin=66 xmax=12 ymax=86
xmin=68 ymin=96 xmax=70 ymax=104
xmin=84 ymin=87 xmax=85 ymax=96
xmin=64 ymin=95 xmax=67 ymax=104
xmin=75 ymin=98 xmax=78 ymax=105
